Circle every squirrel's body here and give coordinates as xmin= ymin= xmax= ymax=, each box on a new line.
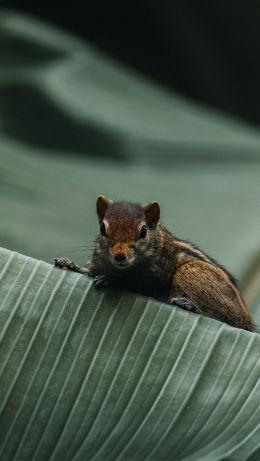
xmin=55 ymin=196 xmax=255 ymax=332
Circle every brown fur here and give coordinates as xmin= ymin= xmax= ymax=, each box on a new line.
xmin=172 ymin=255 xmax=254 ymax=330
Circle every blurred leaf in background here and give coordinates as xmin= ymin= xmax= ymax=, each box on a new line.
xmin=1 ymin=10 xmax=260 ymax=306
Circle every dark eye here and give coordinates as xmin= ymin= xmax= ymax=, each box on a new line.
xmin=100 ymin=222 xmax=106 ymax=236
xmin=139 ymin=224 xmax=147 ymax=239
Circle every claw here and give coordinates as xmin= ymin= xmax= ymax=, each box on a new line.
xmin=93 ymin=275 xmax=110 ymax=288
xmin=169 ymin=297 xmax=196 ymax=311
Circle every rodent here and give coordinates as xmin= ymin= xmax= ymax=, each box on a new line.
xmin=55 ymin=195 xmax=255 ymax=332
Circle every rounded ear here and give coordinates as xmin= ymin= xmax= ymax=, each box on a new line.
xmin=144 ymin=201 xmax=160 ymax=228
xmin=96 ymin=195 xmax=113 ymax=223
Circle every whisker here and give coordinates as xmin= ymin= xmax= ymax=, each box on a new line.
xmin=56 ymin=242 xmax=96 ymax=256
xmin=61 ymin=249 xmax=91 ymax=254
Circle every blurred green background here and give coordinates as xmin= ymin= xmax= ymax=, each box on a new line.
xmin=1 ymin=7 xmax=260 ymax=322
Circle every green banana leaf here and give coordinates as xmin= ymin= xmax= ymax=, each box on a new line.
xmin=0 ymin=246 xmax=260 ymax=461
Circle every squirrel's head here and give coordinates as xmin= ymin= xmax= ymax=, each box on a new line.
xmin=96 ymin=195 xmax=160 ymax=269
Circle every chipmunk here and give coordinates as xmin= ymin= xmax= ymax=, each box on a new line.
xmin=55 ymin=195 xmax=255 ymax=332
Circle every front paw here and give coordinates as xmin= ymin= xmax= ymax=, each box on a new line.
xmin=54 ymin=258 xmax=88 ymax=275
xmin=54 ymin=257 xmax=73 ymax=269
xmin=93 ymin=275 xmax=111 ymax=288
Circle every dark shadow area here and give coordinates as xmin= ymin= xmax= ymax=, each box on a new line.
xmin=0 ymin=83 xmax=125 ymax=160
xmin=0 ymin=33 xmax=66 ymax=67
xmin=1 ymin=1 xmax=260 ymax=126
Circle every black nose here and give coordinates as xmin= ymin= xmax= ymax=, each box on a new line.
xmin=114 ymin=253 xmax=126 ymax=262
